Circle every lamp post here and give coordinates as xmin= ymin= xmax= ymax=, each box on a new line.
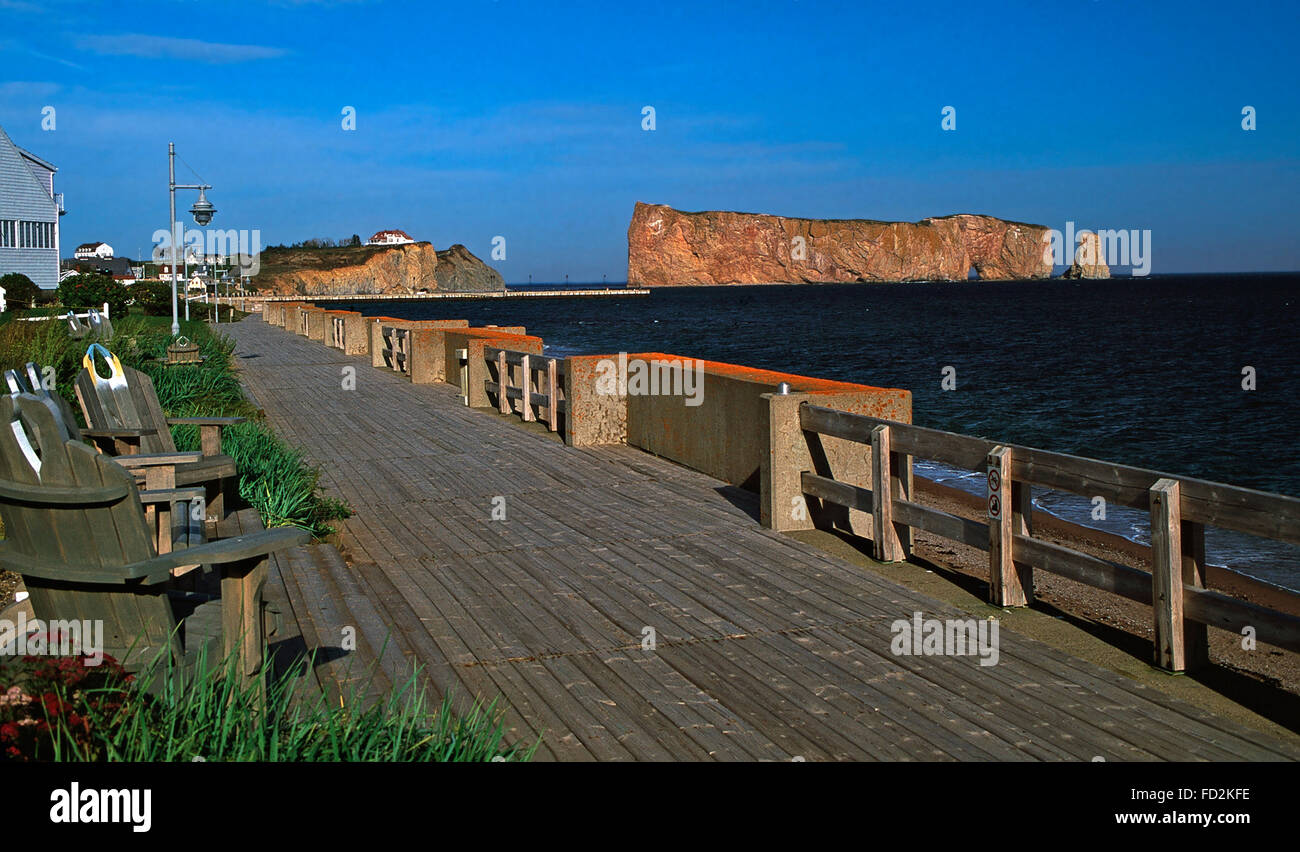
xmin=168 ymin=142 xmax=216 ymax=336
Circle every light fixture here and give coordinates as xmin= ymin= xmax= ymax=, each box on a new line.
xmin=189 ymin=188 xmax=216 ymax=226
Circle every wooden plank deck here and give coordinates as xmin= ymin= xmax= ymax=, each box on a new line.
xmin=224 ymin=316 xmax=1300 ymax=761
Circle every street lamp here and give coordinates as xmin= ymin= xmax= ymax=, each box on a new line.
xmin=168 ymin=142 xmax=216 ymax=335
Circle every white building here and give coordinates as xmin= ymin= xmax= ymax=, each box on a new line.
xmin=0 ymin=123 xmax=63 ymax=290
xmin=75 ymin=241 xmax=114 ymax=260
xmin=366 ymin=229 xmax=414 ymax=246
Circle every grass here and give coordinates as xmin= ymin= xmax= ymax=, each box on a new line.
xmin=0 ymin=307 xmax=350 ymax=538
xmin=4 ymin=638 xmax=536 ymax=762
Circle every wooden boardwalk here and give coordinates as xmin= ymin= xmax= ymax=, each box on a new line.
xmin=226 ymin=317 xmax=1300 ymax=761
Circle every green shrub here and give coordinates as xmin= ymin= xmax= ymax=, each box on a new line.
xmin=130 ymin=280 xmax=174 ymax=316
xmin=57 ymin=272 xmax=129 ymax=318
xmin=0 ymin=273 xmax=40 ymax=309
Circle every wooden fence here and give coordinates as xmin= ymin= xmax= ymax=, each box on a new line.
xmin=377 ymin=325 xmax=411 ymax=375
xmin=797 ymin=403 xmax=1300 ymax=672
xmin=484 ymin=346 xmax=565 ymax=432
xmin=331 ymin=314 xmax=346 ymax=350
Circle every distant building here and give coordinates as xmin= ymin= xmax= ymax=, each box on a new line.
xmin=0 ymin=123 xmax=63 ymax=289
xmin=75 ymin=241 xmax=114 ymax=260
xmin=367 ymin=229 xmax=414 ymax=246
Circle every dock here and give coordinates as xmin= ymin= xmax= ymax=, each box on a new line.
xmin=246 ymin=287 xmax=648 ymax=304
xmin=225 ymin=315 xmax=1300 ymax=761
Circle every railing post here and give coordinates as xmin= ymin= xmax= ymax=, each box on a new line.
xmin=871 ymin=425 xmax=903 ymax=562
xmin=988 ymin=446 xmax=1030 ymax=606
xmin=547 ymin=357 xmax=559 ymax=432
xmin=496 ymin=349 xmax=509 ymax=414
xmin=456 ymin=348 xmax=469 ymax=405
xmin=520 ymin=354 xmax=534 ymax=421
xmin=891 ymin=449 xmax=913 ymax=560
xmin=1181 ymin=519 xmax=1210 ymax=669
xmin=1150 ymin=478 xmax=1207 ymax=672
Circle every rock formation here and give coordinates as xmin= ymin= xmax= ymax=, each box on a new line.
xmin=435 ymin=244 xmax=506 ymax=292
xmin=1061 ymin=232 xmax=1111 ymax=279
xmin=253 ymin=242 xmax=504 ymax=296
xmin=627 ymin=202 xmax=1057 ymax=285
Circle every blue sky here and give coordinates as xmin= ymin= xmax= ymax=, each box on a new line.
xmin=1 ymin=0 xmax=1297 ymax=281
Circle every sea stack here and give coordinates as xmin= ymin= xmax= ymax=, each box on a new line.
xmin=1061 ymin=232 xmax=1112 ymax=279
xmin=627 ymin=202 xmax=1055 ymax=286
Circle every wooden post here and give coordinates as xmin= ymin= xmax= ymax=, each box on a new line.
xmin=496 ymin=350 xmax=509 ymax=414
xmin=891 ymin=449 xmax=913 ymax=560
xmin=1151 ymin=478 xmax=1205 ymax=672
xmin=871 ymin=425 xmax=903 ymax=561
xmin=520 ymin=354 xmax=534 ymax=421
xmin=546 ymin=357 xmax=559 ymax=432
xmin=988 ymin=446 xmax=1029 ymax=606
xmin=1011 ymin=478 xmax=1034 ymax=604
xmin=456 ymin=348 xmax=469 ymax=405
xmin=221 ymin=556 xmax=268 ymax=703
xmin=200 ymin=423 xmax=224 ymax=521
xmin=1181 ymin=520 xmax=1210 ymax=670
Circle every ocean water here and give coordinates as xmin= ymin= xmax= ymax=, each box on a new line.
xmin=326 ymin=273 xmax=1300 ymax=590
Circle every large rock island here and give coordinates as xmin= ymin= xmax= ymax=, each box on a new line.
xmin=627 ymin=202 xmax=1058 ymax=285
xmin=251 ymin=242 xmax=504 ymax=296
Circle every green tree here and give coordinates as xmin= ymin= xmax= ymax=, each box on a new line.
xmin=57 ymin=272 xmax=130 ymax=318
xmin=0 ymin=273 xmax=40 ymax=308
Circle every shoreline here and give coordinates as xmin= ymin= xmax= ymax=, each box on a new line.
xmin=910 ymin=474 xmax=1300 ymax=696
xmin=914 ymin=475 xmax=1300 ymax=617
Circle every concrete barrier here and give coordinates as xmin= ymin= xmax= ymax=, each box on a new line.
xmin=562 ymin=352 xmax=910 ymax=536
xmin=284 ymin=303 xmax=310 ymax=336
xmin=564 ymin=355 xmax=629 ymax=447
xmin=335 ymin=311 xmax=371 ymax=355
xmin=370 ymin=318 xmax=469 ymax=371
xmin=303 ymin=306 xmax=330 ymax=342
xmin=264 ymin=302 xmax=287 ymax=327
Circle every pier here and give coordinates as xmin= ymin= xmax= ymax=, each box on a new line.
xmin=244 ymin=287 xmax=648 ymax=305
xmin=223 ymin=307 xmax=1300 ymax=761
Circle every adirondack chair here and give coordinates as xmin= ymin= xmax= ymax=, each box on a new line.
xmin=86 ymin=308 xmax=113 ymax=339
xmin=0 ymin=394 xmax=308 ymax=690
xmin=4 ymin=362 xmax=209 ymax=554
xmin=74 ymin=344 xmax=245 ymax=522
xmin=65 ymin=311 xmax=90 ymax=340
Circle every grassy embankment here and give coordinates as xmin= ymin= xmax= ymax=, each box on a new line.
xmin=0 ymin=308 xmax=534 ymax=762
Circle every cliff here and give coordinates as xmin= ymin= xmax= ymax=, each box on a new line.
xmin=436 ymin=244 xmax=506 ymax=292
xmin=627 ymin=202 xmax=1057 ymax=285
xmin=252 ymin=242 xmax=503 ymax=296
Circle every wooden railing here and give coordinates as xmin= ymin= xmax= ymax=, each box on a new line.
xmin=484 ymin=347 xmax=565 ymax=432
xmin=378 ymin=325 xmax=410 ymax=374
xmin=797 ymin=403 xmax=1300 ymax=671
xmin=331 ymin=315 xmax=345 ymax=350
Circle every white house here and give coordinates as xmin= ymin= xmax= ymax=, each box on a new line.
xmin=75 ymin=241 xmax=114 ymax=260
xmin=366 ymin=229 xmax=414 ymax=246
xmin=0 ymin=123 xmax=63 ymax=290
